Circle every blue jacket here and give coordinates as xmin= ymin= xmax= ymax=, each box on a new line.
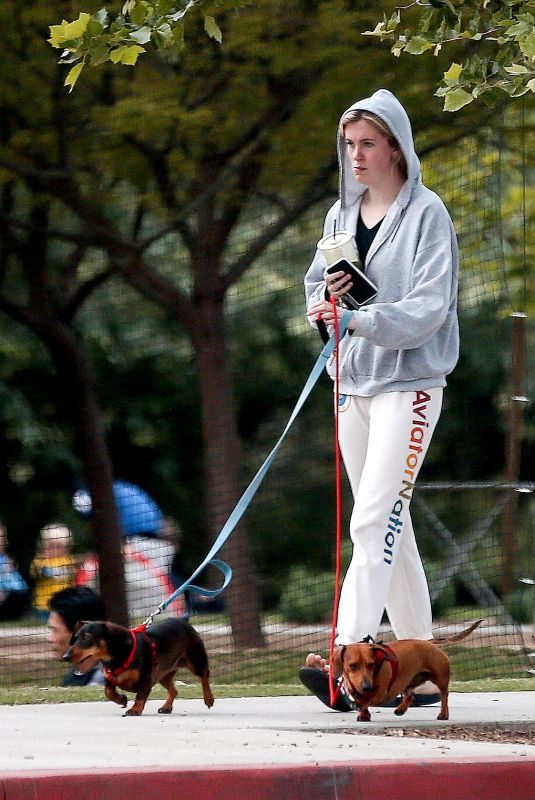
xmin=0 ymin=555 xmax=28 ymax=594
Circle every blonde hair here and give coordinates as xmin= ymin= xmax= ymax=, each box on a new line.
xmin=340 ymin=109 xmax=408 ymax=180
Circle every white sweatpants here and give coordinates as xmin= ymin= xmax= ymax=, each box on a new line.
xmin=335 ymin=388 xmax=443 ymax=645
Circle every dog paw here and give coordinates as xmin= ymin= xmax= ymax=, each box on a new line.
xmin=158 ymin=706 xmax=173 ymax=714
xmin=357 ymin=711 xmax=371 ymax=722
xmin=123 ymin=708 xmax=142 ymax=717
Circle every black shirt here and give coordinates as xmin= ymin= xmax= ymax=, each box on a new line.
xmin=356 ymin=213 xmax=384 ymax=266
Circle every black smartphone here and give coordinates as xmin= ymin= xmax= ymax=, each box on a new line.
xmin=326 ymin=257 xmax=378 ymax=308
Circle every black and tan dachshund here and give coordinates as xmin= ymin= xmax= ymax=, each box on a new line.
xmin=64 ymin=618 xmax=214 ymax=716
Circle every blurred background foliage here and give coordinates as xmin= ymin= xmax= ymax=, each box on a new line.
xmin=0 ymin=0 xmax=533 ymax=634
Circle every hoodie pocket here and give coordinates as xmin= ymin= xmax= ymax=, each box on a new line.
xmin=344 ymin=339 xmax=398 ymax=380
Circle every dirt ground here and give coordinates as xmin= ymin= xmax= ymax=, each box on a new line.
xmin=352 ymin=722 xmax=534 ymax=745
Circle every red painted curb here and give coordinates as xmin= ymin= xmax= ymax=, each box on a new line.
xmin=1 ymin=758 xmax=534 ymax=800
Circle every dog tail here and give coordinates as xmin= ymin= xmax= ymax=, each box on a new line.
xmin=431 ymin=619 xmax=484 ymax=645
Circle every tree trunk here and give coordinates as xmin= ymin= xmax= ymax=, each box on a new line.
xmin=193 ymin=295 xmax=265 ymax=648
xmin=40 ymin=321 xmax=129 ymax=625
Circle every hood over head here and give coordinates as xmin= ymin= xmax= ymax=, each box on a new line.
xmin=337 ymin=89 xmax=421 ymax=211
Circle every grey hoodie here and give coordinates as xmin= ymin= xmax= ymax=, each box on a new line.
xmin=304 ymin=89 xmax=459 ymax=396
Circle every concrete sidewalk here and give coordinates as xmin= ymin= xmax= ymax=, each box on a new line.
xmin=0 ymin=691 xmax=533 ymax=798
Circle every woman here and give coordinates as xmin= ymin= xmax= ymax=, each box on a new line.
xmin=301 ymin=89 xmax=459 ymax=710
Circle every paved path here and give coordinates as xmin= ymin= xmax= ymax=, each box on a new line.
xmin=0 ymin=692 xmax=533 ymax=799
xmin=0 ymin=691 xmax=533 ymax=769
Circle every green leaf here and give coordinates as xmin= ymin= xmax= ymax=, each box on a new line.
xmin=404 ymin=36 xmax=434 ymax=55
xmin=519 ymin=30 xmax=535 ymax=59
xmin=479 ymin=87 xmax=504 ymax=107
xmin=153 ymin=24 xmax=174 ymax=49
xmin=109 ymin=44 xmax=146 ymax=64
xmin=88 ymin=44 xmax=110 ymax=66
xmin=87 ymin=17 xmax=106 ymax=38
xmin=444 ymin=62 xmax=463 ymax=82
xmin=130 ymin=3 xmax=148 ymax=26
xmin=129 ymin=26 xmax=152 ymax=44
xmin=64 ymin=61 xmax=85 ymax=92
xmin=95 ymin=8 xmax=109 ymax=27
xmin=49 ymin=13 xmax=92 ymax=47
xmin=169 ymin=0 xmax=199 ymax=22
xmin=204 ymin=15 xmax=222 ymax=43
xmin=49 ymin=23 xmax=71 ymax=48
xmin=385 ymin=10 xmax=400 ymax=33
xmin=158 ymin=0 xmax=177 ymax=14
xmin=420 ymin=9 xmax=432 ymax=34
xmin=504 ymin=64 xmax=529 ymax=74
xmin=442 ymin=86 xmax=473 ymax=111
xmin=362 ymin=22 xmax=385 ymax=37
xmin=505 ymin=21 xmax=532 ymax=38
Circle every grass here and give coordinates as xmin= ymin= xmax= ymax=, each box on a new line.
xmin=447 ymin=644 xmax=529 ymax=679
xmin=450 ymin=677 xmax=534 ymax=693
xmin=1 ymin=613 xmax=532 ymax=704
xmin=0 ymin=677 xmax=532 ymax=706
xmin=1 ymin=645 xmax=530 ymax=690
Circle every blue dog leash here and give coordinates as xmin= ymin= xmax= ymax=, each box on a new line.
xmin=143 ymin=310 xmax=352 ymax=627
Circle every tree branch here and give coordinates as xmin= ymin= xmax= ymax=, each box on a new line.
xmin=223 ymin=156 xmax=337 ymax=289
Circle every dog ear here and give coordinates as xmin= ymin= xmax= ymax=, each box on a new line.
xmin=332 ymin=645 xmax=346 ymax=676
xmin=69 ymin=619 xmax=89 ymax=645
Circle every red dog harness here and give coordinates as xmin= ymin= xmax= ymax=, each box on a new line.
xmin=103 ymin=625 xmax=158 ymax=686
xmin=372 ymin=643 xmax=399 ymax=692
xmin=335 ymin=641 xmax=400 ymax=707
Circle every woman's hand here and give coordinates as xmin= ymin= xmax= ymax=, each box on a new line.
xmin=307 ymin=298 xmax=356 ymax=331
xmin=324 ymin=268 xmax=353 ymax=300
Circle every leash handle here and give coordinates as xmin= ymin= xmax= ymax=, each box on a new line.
xmin=143 ymin=559 xmax=232 ymax=627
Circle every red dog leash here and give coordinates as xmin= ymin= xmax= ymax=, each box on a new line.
xmin=328 ymin=297 xmax=344 ymax=708
xmin=326 ymin=303 xmax=399 ymax=706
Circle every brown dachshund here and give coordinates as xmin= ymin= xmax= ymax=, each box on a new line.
xmin=64 ymin=618 xmax=214 ymax=716
xmin=333 ymin=620 xmax=483 ymax=722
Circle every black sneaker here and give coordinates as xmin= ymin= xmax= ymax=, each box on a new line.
xmin=411 ymin=692 xmax=441 ymax=706
xmin=298 ymin=667 xmax=354 ymax=711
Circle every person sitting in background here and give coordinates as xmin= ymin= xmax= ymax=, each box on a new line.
xmin=74 ymin=482 xmax=187 ymax=620
xmin=30 ymin=523 xmax=78 ymax=619
xmin=47 ymin=585 xmax=107 ymax=687
xmin=0 ymin=522 xmax=30 ymax=622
